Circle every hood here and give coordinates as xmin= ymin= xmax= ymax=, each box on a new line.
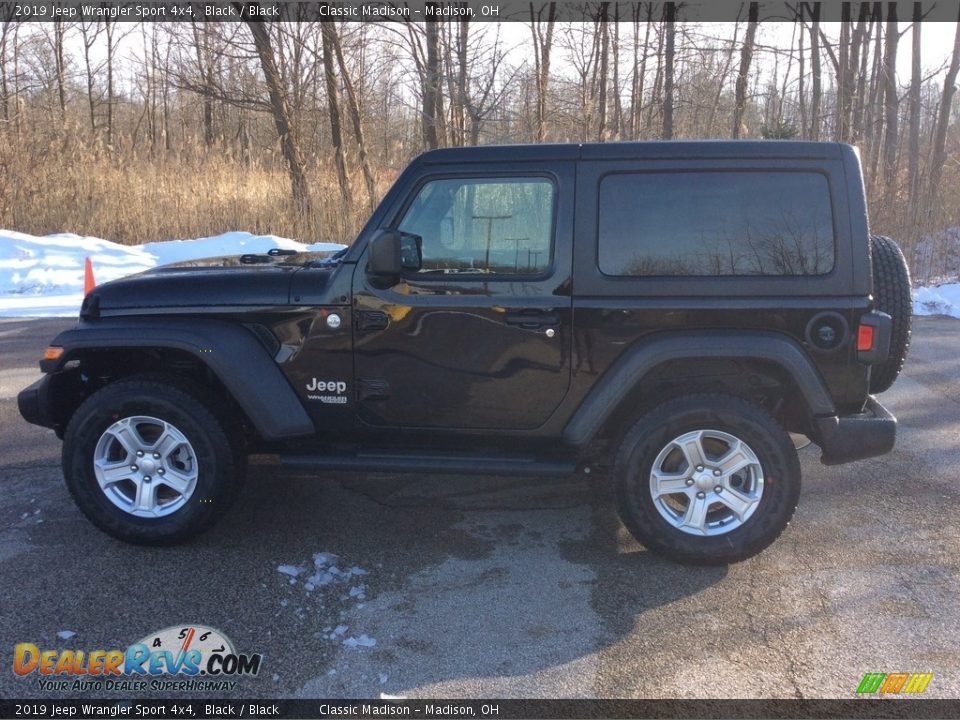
xmin=90 ymin=252 xmax=337 ymax=311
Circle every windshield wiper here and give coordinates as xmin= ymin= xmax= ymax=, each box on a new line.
xmin=309 ymin=246 xmax=350 ymax=268
xmin=239 ymin=248 xmax=302 ymax=265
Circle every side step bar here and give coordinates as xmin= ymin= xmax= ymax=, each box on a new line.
xmin=280 ymin=451 xmax=577 ymax=477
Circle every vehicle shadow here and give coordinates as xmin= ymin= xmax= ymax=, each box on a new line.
xmin=270 ymin=469 xmax=727 ymax=698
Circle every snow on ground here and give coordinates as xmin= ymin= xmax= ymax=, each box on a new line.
xmin=274 ymin=552 xmax=377 ymax=652
xmin=0 ymin=229 xmax=344 ymax=318
xmin=914 ymin=282 xmax=960 ymax=318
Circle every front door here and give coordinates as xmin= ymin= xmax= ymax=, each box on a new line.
xmin=352 ymin=163 xmax=574 ymax=430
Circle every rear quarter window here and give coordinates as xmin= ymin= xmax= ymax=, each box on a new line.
xmin=598 ymin=170 xmax=835 ymax=277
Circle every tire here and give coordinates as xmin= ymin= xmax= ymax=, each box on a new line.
xmin=62 ymin=375 xmax=245 ymax=545
xmin=614 ymin=394 xmax=801 ymax=565
xmin=869 ymin=235 xmax=912 ymax=394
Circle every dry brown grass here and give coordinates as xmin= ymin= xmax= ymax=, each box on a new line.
xmin=1 ymin=127 xmax=956 ymax=281
xmin=0 ymin=131 xmax=381 ymax=245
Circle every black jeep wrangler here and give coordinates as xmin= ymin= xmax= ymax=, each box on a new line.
xmin=19 ymin=141 xmax=911 ymax=565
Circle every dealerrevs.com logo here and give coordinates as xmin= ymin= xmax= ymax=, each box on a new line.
xmin=13 ymin=624 xmax=262 ymax=693
xmin=855 ymin=672 xmax=934 ymax=696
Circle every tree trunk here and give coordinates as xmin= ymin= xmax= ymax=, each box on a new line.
xmin=882 ymin=5 xmax=899 ymax=205
xmin=798 ymin=15 xmax=806 ymax=137
xmin=929 ymin=9 xmax=960 ymax=195
xmin=597 ymin=3 xmax=609 ymax=141
xmin=320 ymin=22 xmax=350 ymax=211
xmin=907 ymin=3 xmax=922 ymax=212
xmin=612 ymin=7 xmax=624 ymax=138
xmin=630 ymin=4 xmax=651 ymax=139
xmin=529 ymin=2 xmax=556 ymax=143
xmin=455 ymin=17 xmax=469 ymax=147
xmin=646 ymin=13 xmax=664 ymax=134
xmin=53 ymin=20 xmax=67 ymax=125
xmin=852 ymin=14 xmax=875 ymax=141
xmin=809 ymin=6 xmax=822 ymax=141
xmin=422 ymin=12 xmax=443 ymax=150
xmin=106 ymin=19 xmax=115 ymax=147
xmin=835 ymin=7 xmax=850 ymax=140
xmin=661 ymin=4 xmax=675 ymax=140
xmin=841 ymin=15 xmax=868 ymax=142
xmin=192 ymin=18 xmax=217 ymax=147
xmin=866 ymin=16 xmax=885 ymax=189
xmin=242 ymin=11 xmax=311 ymax=217
xmin=732 ymin=2 xmax=759 ymax=138
xmin=0 ymin=20 xmax=9 ymax=128
xmin=79 ymin=22 xmax=100 ymax=135
xmin=328 ymin=21 xmax=377 ymax=213
xmin=12 ymin=19 xmax=20 ymax=139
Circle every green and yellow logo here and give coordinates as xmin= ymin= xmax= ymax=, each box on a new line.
xmin=856 ymin=672 xmax=933 ymax=695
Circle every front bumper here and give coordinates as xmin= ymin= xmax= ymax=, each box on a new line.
xmin=815 ymin=396 xmax=896 ymax=466
xmin=17 ymin=375 xmax=55 ymax=430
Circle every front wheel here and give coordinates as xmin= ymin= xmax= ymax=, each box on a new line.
xmin=62 ymin=376 xmax=245 ymax=545
xmin=614 ymin=394 xmax=801 ymax=565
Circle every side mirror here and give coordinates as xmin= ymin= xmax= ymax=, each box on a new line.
xmin=366 ymin=230 xmax=401 ymax=287
xmin=400 ymin=233 xmax=423 ymax=271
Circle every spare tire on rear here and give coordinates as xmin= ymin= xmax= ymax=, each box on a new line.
xmin=869 ymin=235 xmax=912 ymax=394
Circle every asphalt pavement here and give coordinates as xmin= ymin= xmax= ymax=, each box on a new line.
xmin=0 ymin=316 xmax=958 ymax=699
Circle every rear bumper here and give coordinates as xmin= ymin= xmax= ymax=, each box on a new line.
xmin=815 ymin=396 xmax=896 ymax=466
xmin=17 ymin=376 xmax=55 ymax=429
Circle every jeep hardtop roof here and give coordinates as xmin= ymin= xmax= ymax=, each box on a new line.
xmin=419 ymin=140 xmax=848 ymax=165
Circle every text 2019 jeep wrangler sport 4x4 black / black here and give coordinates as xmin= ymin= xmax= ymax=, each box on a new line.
xmin=19 ymin=141 xmax=911 ymax=565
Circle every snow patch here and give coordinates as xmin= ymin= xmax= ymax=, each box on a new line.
xmin=0 ymin=229 xmax=345 ymax=317
xmin=56 ymin=631 xmax=76 ymax=640
xmin=913 ymin=282 xmax=960 ymax=318
xmin=342 ymin=634 xmax=376 ymax=649
xmin=277 ymin=565 xmax=304 ymax=578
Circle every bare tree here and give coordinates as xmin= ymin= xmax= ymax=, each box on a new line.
xmin=240 ymin=9 xmax=311 ymax=217
xmin=929 ymin=10 xmax=960 ymax=197
xmin=865 ymin=17 xmax=885 ymax=187
xmin=596 ymin=2 xmax=610 ymax=141
xmin=51 ymin=19 xmax=68 ymax=125
xmin=327 ymin=23 xmax=377 ymax=212
xmin=629 ymin=4 xmax=652 ymax=139
xmin=661 ymin=3 xmax=675 ymax=140
xmin=78 ymin=20 xmax=103 ymax=135
xmin=104 ymin=19 xmax=118 ymax=146
xmin=191 ymin=16 xmax=219 ymax=147
xmin=422 ymin=11 xmax=443 ymax=149
xmin=882 ymin=7 xmax=899 ymax=204
xmin=0 ymin=10 xmax=16 ymax=131
xmin=732 ymin=2 xmax=758 ymax=138
xmin=529 ymin=2 xmax=557 ymax=142
xmin=907 ymin=3 xmax=922 ymax=212
xmin=321 ymin=21 xmax=350 ymax=210
xmin=807 ymin=3 xmax=822 ymax=140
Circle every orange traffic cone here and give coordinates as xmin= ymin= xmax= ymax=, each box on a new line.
xmin=84 ymin=256 xmax=96 ymax=295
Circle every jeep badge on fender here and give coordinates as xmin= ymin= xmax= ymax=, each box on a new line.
xmin=17 ymin=141 xmax=909 ymax=564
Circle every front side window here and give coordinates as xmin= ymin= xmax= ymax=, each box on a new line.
xmin=398 ymin=177 xmax=554 ymax=275
xmin=598 ymin=171 xmax=835 ymax=277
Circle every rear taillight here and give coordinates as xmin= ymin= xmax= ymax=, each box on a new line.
xmin=857 ymin=324 xmax=875 ymax=352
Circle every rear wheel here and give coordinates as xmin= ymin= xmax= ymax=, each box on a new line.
xmin=614 ymin=394 xmax=801 ymax=565
xmin=63 ymin=376 xmax=245 ymax=545
xmin=869 ymin=235 xmax=912 ymax=393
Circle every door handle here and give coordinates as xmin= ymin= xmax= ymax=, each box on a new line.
xmin=357 ymin=310 xmax=390 ymax=331
xmin=504 ymin=311 xmax=560 ymax=329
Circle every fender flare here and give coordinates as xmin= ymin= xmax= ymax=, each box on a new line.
xmin=562 ymin=330 xmax=836 ymax=447
xmin=45 ymin=318 xmax=314 ymax=440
